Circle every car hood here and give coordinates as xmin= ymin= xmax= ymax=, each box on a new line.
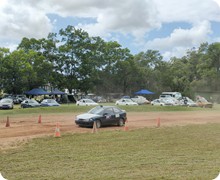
xmin=76 ymin=113 xmax=101 ymax=120
xmin=0 ymin=102 xmax=12 ymax=105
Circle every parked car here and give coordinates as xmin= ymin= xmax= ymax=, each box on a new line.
xmin=131 ymin=96 xmax=150 ymax=105
xmin=180 ymin=97 xmax=198 ymax=107
xmin=0 ymin=98 xmax=14 ymax=109
xmin=76 ymin=99 xmax=99 ymax=106
xmin=151 ymin=99 xmax=173 ymax=106
xmin=151 ymin=99 xmax=164 ymax=106
xmin=115 ymin=99 xmax=138 ymax=106
xmin=75 ymin=105 xmax=127 ymax=128
xmin=41 ymin=99 xmax=60 ymax=107
xmin=16 ymin=95 xmax=27 ymax=103
xmin=186 ymin=98 xmax=198 ymax=107
xmin=196 ymin=96 xmax=213 ymax=108
xmin=20 ymin=99 xmax=41 ymax=108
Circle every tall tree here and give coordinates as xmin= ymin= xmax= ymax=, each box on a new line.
xmin=0 ymin=48 xmax=10 ymax=92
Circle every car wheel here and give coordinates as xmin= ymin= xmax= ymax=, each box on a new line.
xmin=96 ymin=120 xmax=101 ymax=128
xmin=118 ymin=118 xmax=124 ymax=126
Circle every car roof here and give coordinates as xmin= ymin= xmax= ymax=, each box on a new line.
xmin=97 ymin=105 xmax=119 ymax=109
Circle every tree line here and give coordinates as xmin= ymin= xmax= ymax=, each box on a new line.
xmin=0 ymin=25 xmax=220 ymax=99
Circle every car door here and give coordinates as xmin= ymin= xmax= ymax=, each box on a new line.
xmin=102 ymin=107 xmax=115 ymax=125
xmin=112 ymin=107 xmax=122 ymax=123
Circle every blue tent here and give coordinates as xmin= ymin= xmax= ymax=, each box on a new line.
xmin=134 ymin=89 xmax=154 ymax=95
xmin=25 ymin=88 xmax=49 ymax=95
xmin=50 ymin=89 xmax=66 ymax=95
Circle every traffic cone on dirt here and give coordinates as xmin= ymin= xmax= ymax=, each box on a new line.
xmin=124 ymin=119 xmax=129 ymax=131
xmin=5 ymin=116 xmax=10 ymax=127
xmin=156 ymin=117 xmax=161 ymax=128
xmin=54 ymin=122 xmax=61 ymax=137
xmin=38 ymin=115 xmax=42 ymax=124
xmin=92 ymin=121 xmax=98 ymax=133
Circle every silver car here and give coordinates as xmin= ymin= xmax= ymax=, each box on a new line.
xmin=0 ymin=98 xmax=14 ymax=109
xmin=20 ymin=99 xmax=41 ymax=108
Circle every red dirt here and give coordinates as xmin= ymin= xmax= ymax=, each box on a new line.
xmin=0 ymin=111 xmax=220 ymax=150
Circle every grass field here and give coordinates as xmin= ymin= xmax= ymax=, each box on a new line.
xmin=0 ymin=103 xmax=216 ymax=118
xmin=0 ymin=104 xmax=220 ymax=179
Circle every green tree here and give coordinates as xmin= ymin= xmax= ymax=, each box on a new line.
xmin=0 ymin=48 xmax=10 ymax=92
xmin=133 ymin=50 xmax=167 ymax=94
xmin=96 ymin=41 xmax=132 ymax=95
xmin=1 ymin=50 xmax=30 ymax=94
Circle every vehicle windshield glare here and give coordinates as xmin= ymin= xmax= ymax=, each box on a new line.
xmin=1 ymin=99 xmax=12 ymax=103
xmin=30 ymin=99 xmax=38 ymax=103
xmin=88 ymin=106 xmax=103 ymax=114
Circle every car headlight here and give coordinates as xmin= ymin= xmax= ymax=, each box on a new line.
xmin=89 ymin=118 xmax=94 ymax=121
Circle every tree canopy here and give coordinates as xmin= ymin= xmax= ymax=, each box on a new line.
xmin=0 ymin=26 xmax=220 ymax=100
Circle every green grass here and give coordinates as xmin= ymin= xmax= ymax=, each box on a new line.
xmin=0 ymin=124 xmax=220 ymax=180
xmin=0 ymin=103 xmax=218 ymax=118
xmin=0 ymin=104 xmax=220 ymax=179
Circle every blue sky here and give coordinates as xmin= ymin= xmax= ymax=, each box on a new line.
xmin=0 ymin=0 xmax=220 ymax=60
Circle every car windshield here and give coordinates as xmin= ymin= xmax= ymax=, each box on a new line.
xmin=199 ymin=97 xmax=208 ymax=103
xmin=187 ymin=99 xmax=194 ymax=103
xmin=85 ymin=99 xmax=94 ymax=103
xmin=88 ymin=106 xmax=104 ymax=115
xmin=125 ymin=99 xmax=133 ymax=102
xmin=46 ymin=99 xmax=56 ymax=103
xmin=29 ymin=99 xmax=38 ymax=103
xmin=0 ymin=99 xmax=12 ymax=103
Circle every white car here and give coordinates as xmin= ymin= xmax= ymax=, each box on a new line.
xmin=186 ymin=99 xmax=198 ymax=107
xmin=115 ymin=99 xmax=138 ymax=106
xmin=0 ymin=98 xmax=14 ymax=109
xmin=76 ymin=99 xmax=99 ymax=106
xmin=151 ymin=99 xmax=173 ymax=106
xmin=41 ymin=99 xmax=60 ymax=107
xmin=131 ymin=96 xmax=150 ymax=105
xmin=181 ymin=97 xmax=198 ymax=107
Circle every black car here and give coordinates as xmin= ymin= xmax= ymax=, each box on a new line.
xmin=75 ymin=105 xmax=127 ymax=128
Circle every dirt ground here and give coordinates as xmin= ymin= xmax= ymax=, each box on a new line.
xmin=0 ymin=111 xmax=220 ymax=150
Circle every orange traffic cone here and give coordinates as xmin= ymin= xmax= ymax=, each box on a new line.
xmin=54 ymin=123 xmax=61 ymax=137
xmin=38 ymin=115 xmax=42 ymax=124
xmin=124 ymin=120 xmax=129 ymax=131
xmin=5 ymin=116 xmax=10 ymax=127
xmin=92 ymin=121 xmax=98 ymax=133
xmin=156 ymin=117 xmax=161 ymax=128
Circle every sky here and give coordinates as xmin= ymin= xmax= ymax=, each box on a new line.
xmin=0 ymin=0 xmax=220 ymax=60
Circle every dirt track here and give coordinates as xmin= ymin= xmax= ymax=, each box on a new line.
xmin=0 ymin=111 xmax=220 ymax=150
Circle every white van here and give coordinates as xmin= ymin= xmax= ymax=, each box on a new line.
xmin=159 ymin=92 xmax=182 ymax=100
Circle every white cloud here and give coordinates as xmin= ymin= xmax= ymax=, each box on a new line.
xmin=153 ymin=0 xmax=220 ymax=23
xmin=144 ymin=21 xmax=212 ymax=59
xmin=213 ymin=0 xmax=220 ymax=7
xmin=0 ymin=0 xmax=220 ymax=59
xmin=47 ymin=0 xmax=161 ymax=41
xmin=0 ymin=0 xmax=52 ymax=41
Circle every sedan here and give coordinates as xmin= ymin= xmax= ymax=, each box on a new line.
xmin=115 ymin=99 xmax=138 ymax=106
xmin=151 ymin=99 xmax=173 ymax=106
xmin=41 ymin=99 xmax=60 ymax=107
xmin=21 ymin=99 xmax=41 ymax=108
xmin=0 ymin=98 xmax=14 ymax=109
xmin=76 ymin=99 xmax=99 ymax=106
xmin=75 ymin=105 xmax=127 ymax=128
xmin=196 ymin=96 xmax=213 ymax=108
